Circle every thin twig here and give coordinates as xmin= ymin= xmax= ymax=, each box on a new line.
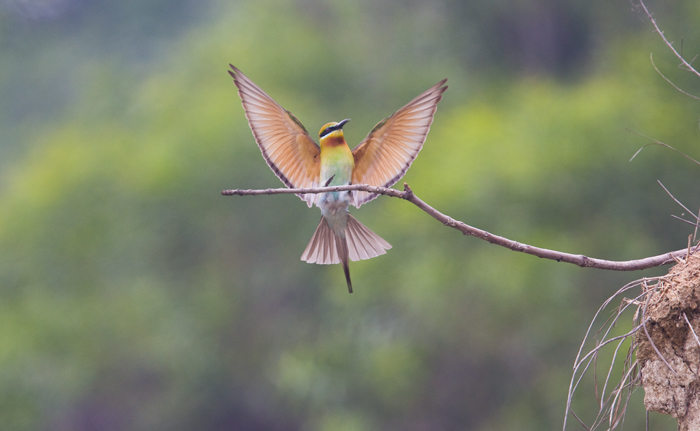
xmin=572 ymin=278 xmax=660 ymax=370
xmin=671 ymin=214 xmax=700 ymax=227
xmin=627 ymin=130 xmax=700 ymax=166
xmin=223 ymin=183 xmax=694 ymax=271
xmin=642 ymin=309 xmax=677 ymax=374
xmin=688 ymin=235 xmax=693 ymax=261
xmin=570 ymin=409 xmax=593 ymax=431
xmin=601 ymin=337 xmax=628 ymax=414
xmin=683 ymin=312 xmax=700 ymax=348
xmin=609 ymin=358 xmax=638 ymax=429
xmin=638 ymin=0 xmax=700 ymax=78
xmin=658 ymin=180 xmax=698 ymax=220
xmin=575 ymin=318 xmax=646 ymax=377
xmin=565 ymin=279 xmax=652 ymax=430
xmin=649 ymin=53 xmax=700 ymax=100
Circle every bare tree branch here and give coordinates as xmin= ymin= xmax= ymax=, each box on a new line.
xmin=222 ymin=183 xmax=695 ymax=271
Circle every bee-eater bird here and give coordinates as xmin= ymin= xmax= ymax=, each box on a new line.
xmin=229 ymin=65 xmax=447 ymax=293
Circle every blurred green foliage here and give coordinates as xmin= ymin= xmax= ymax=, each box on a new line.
xmin=0 ymin=0 xmax=699 ymax=430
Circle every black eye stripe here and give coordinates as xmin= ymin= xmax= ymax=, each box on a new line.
xmin=319 ymin=124 xmax=339 ymax=138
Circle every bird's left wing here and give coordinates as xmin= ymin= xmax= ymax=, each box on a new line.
xmin=351 ymin=79 xmax=447 ymax=207
xmin=229 ymin=65 xmax=321 ymax=207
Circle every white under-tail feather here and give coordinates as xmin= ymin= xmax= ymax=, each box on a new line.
xmin=301 ymin=214 xmax=391 ymax=293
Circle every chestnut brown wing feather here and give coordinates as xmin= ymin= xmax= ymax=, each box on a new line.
xmin=351 ymin=79 xmax=447 ymax=207
xmin=229 ymin=65 xmax=321 ymax=207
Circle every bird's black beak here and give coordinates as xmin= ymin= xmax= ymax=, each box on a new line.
xmin=337 ymin=118 xmax=351 ymax=129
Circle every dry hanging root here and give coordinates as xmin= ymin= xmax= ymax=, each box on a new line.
xmin=638 ymin=253 xmax=700 ymax=431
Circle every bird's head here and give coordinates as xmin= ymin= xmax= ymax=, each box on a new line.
xmin=319 ymin=119 xmax=350 ymax=143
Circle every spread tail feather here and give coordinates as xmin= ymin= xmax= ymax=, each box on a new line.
xmin=345 ymin=214 xmax=392 ymax=261
xmin=301 ymin=217 xmax=340 ymax=265
xmin=301 ymin=214 xmax=391 ymax=293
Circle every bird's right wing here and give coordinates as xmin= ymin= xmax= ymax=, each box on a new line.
xmin=229 ymin=65 xmax=321 ymax=207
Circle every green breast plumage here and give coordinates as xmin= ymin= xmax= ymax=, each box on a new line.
xmin=320 ymin=144 xmax=354 ymax=187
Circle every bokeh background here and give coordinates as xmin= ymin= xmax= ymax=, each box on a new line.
xmin=1 ymin=0 xmax=699 ymax=429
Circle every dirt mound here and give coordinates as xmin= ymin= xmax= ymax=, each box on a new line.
xmin=638 ymin=253 xmax=700 ymax=431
